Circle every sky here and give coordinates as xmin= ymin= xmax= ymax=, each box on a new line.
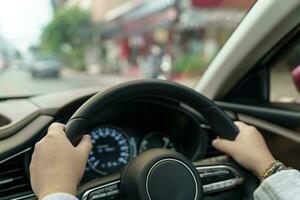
xmin=0 ymin=0 xmax=53 ymax=53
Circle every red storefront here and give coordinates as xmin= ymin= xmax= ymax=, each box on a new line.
xmin=100 ymin=0 xmax=179 ymax=78
xmin=99 ymin=0 xmax=255 ymax=78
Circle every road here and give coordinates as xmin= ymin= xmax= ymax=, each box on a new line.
xmin=0 ymin=68 xmax=199 ymax=97
xmin=2 ymin=67 xmax=295 ymax=100
xmin=0 ymin=68 xmax=131 ymax=97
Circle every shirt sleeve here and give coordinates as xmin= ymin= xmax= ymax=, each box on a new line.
xmin=254 ymin=169 xmax=300 ymax=200
xmin=42 ymin=193 xmax=78 ymax=200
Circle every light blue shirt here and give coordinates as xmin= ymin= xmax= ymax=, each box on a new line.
xmin=42 ymin=170 xmax=300 ymax=200
xmin=42 ymin=193 xmax=77 ymax=200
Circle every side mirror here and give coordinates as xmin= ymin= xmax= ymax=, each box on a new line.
xmin=292 ymin=65 xmax=300 ymax=93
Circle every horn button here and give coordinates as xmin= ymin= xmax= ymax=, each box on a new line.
xmin=121 ymin=149 xmax=202 ymax=200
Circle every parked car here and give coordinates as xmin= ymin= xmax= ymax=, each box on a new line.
xmin=0 ymin=52 xmax=8 ymax=71
xmin=30 ymin=54 xmax=62 ymax=78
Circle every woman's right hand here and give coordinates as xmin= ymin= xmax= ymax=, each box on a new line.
xmin=212 ymin=121 xmax=276 ymax=179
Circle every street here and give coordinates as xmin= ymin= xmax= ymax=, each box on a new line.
xmin=0 ymin=68 xmax=132 ymax=97
xmin=0 ymin=67 xmax=200 ymax=97
xmin=1 ymin=67 xmax=297 ymax=101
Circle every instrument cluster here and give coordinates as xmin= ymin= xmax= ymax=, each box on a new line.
xmin=81 ymin=99 xmax=208 ymax=183
xmin=85 ymin=125 xmax=178 ymax=176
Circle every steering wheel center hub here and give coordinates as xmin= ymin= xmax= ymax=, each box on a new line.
xmin=146 ymin=158 xmax=198 ymax=200
xmin=120 ymin=149 xmax=202 ymax=200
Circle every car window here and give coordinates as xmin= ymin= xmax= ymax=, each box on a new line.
xmin=270 ymin=39 xmax=300 ymax=104
xmin=0 ymin=0 xmax=255 ymax=97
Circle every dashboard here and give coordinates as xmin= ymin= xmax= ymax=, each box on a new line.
xmin=81 ymin=98 xmax=209 ymax=183
xmin=0 ymin=88 xmax=223 ymax=200
xmin=87 ymin=126 xmax=175 ymax=175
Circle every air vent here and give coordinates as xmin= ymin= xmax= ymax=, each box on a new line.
xmin=0 ymin=153 xmax=33 ymax=200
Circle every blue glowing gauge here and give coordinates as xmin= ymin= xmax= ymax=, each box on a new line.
xmin=87 ymin=126 xmax=131 ymax=175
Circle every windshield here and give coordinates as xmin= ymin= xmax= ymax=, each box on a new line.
xmin=0 ymin=0 xmax=255 ymax=97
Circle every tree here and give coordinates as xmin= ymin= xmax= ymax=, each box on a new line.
xmin=41 ymin=6 xmax=91 ymax=70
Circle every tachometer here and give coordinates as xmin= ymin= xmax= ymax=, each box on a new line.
xmin=88 ymin=126 xmax=130 ymax=175
xmin=139 ymin=132 xmax=175 ymax=153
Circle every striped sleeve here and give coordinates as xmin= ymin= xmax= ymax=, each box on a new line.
xmin=254 ymin=169 xmax=300 ymax=200
xmin=42 ymin=193 xmax=78 ymax=200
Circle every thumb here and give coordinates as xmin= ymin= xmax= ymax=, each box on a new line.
xmin=76 ymin=135 xmax=92 ymax=159
xmin=212 ymin=138 xmax=235 ymax=156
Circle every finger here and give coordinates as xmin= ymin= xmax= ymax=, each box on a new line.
xmin=47 ymin=123 xmax=66 ymax=136
xmin=76 ymin=135 xmax=92 ymax=159
xmin=212 ymin=138 xmax=235 ymax=155
xmin=29 ymin=161 xmax=35 ymax=175
xmin=234 ymin=121 xmax=247 ymax=130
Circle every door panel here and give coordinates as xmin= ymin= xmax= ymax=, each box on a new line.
xmin=218 ymin=101 xmax=300 ymax=131
xmin=218 ymin=102 xmax=300 ymax=170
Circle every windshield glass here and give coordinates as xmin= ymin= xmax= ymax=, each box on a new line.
xmin=0 ymin=0 xmax=255 ymax=97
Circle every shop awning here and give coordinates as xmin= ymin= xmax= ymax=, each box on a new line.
xmin=99 ymin=0 xmax=178 ymax=38
xmin=192 ymin=0 xmax=255 ymax=9
xmin=177 ymin=8 xmax=246 ymax=30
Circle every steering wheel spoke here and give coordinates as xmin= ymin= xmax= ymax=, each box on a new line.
xmin=80 ymin=174 xmax=121 ymax=200
xmin=195 ymin=164 xmax=244 ymax=195
xmin=80 ymin=164 xmax=245 ymax=200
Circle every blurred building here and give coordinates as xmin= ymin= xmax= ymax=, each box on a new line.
xmin=54 ymin=0 xmax=255 ymax=78
xmin=0 ymin=36 xmax=19 ymax=70
xmin=65 ymin=0 xmax=91 ymax=10
xmin=88 ymin=0 xmax=256 ymax=78
xmin=89 ymin=0 xmax=179 ymax=77
xmin=51 ymin=0 xmax=91 ymax=11
xmin=91 ymin=0 xmax=134 ymax=23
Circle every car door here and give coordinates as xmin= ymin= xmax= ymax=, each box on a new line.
xmin=216 ymin=25 xmax=300 ymax=170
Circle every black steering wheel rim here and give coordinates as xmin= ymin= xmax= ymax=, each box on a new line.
xmin=65 ymin=79 xmax=239 ymax=145
xmin=65 ymin=80 xmax=260 ymax=200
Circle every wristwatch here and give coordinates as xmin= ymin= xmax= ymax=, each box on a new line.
xmin=262 ymin=160 xmax=287 ymax=180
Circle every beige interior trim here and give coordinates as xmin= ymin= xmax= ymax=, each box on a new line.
xmin=238 ymin=114 xmax=300 ymax=143
xmin=0 ymin=100 xmax=40 ymax=139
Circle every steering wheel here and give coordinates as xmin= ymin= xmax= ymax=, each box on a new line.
xmin=65 ymin=80 xmax=258 ymax=200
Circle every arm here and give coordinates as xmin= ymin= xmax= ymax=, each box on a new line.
xmin=254 ymin=169 xmax=300 ymax=200
xmin=30 ymin=123 xmax=92 ymax=200
xmin=212 ymin=121 xmax=299 ymax=200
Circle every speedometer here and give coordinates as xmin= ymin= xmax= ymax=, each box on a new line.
xmin=139 ymin=132 xmax=175 ymax=153
xmin=88 ymin=126 xmax=131 ymax=175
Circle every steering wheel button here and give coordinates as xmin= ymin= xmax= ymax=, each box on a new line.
xmin=224 ymin=179 xmax=237 ymax=187
xmin=90 ymin=188 xmax=105 ymax=195
xmin=107 ymin=190 xmax=119 ymax=196
xmin=224 ymin=180 xmax=232 ymax=187
xmin=105 ymin=184 xmax=118 ymax=192
xmin=203 ymin=184 xmax=212 ymax=193
xmin=214 ymin=170 xmax=229 ymax=176
xmin=89 ymin=193 xmax=106 ymax=200
xmin=201 ymin=172 xmax=215 ymax=178
xmin=202 ymin=176 xmax=215 ymax=185
xmin=107 ymin=194 xmax=119 ymax=200
xmin=212 ymin=182 xmax=224 ymax=190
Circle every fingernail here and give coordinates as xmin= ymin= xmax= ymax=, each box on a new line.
xmin=212 ymin=139 xmax=218 ymax=146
